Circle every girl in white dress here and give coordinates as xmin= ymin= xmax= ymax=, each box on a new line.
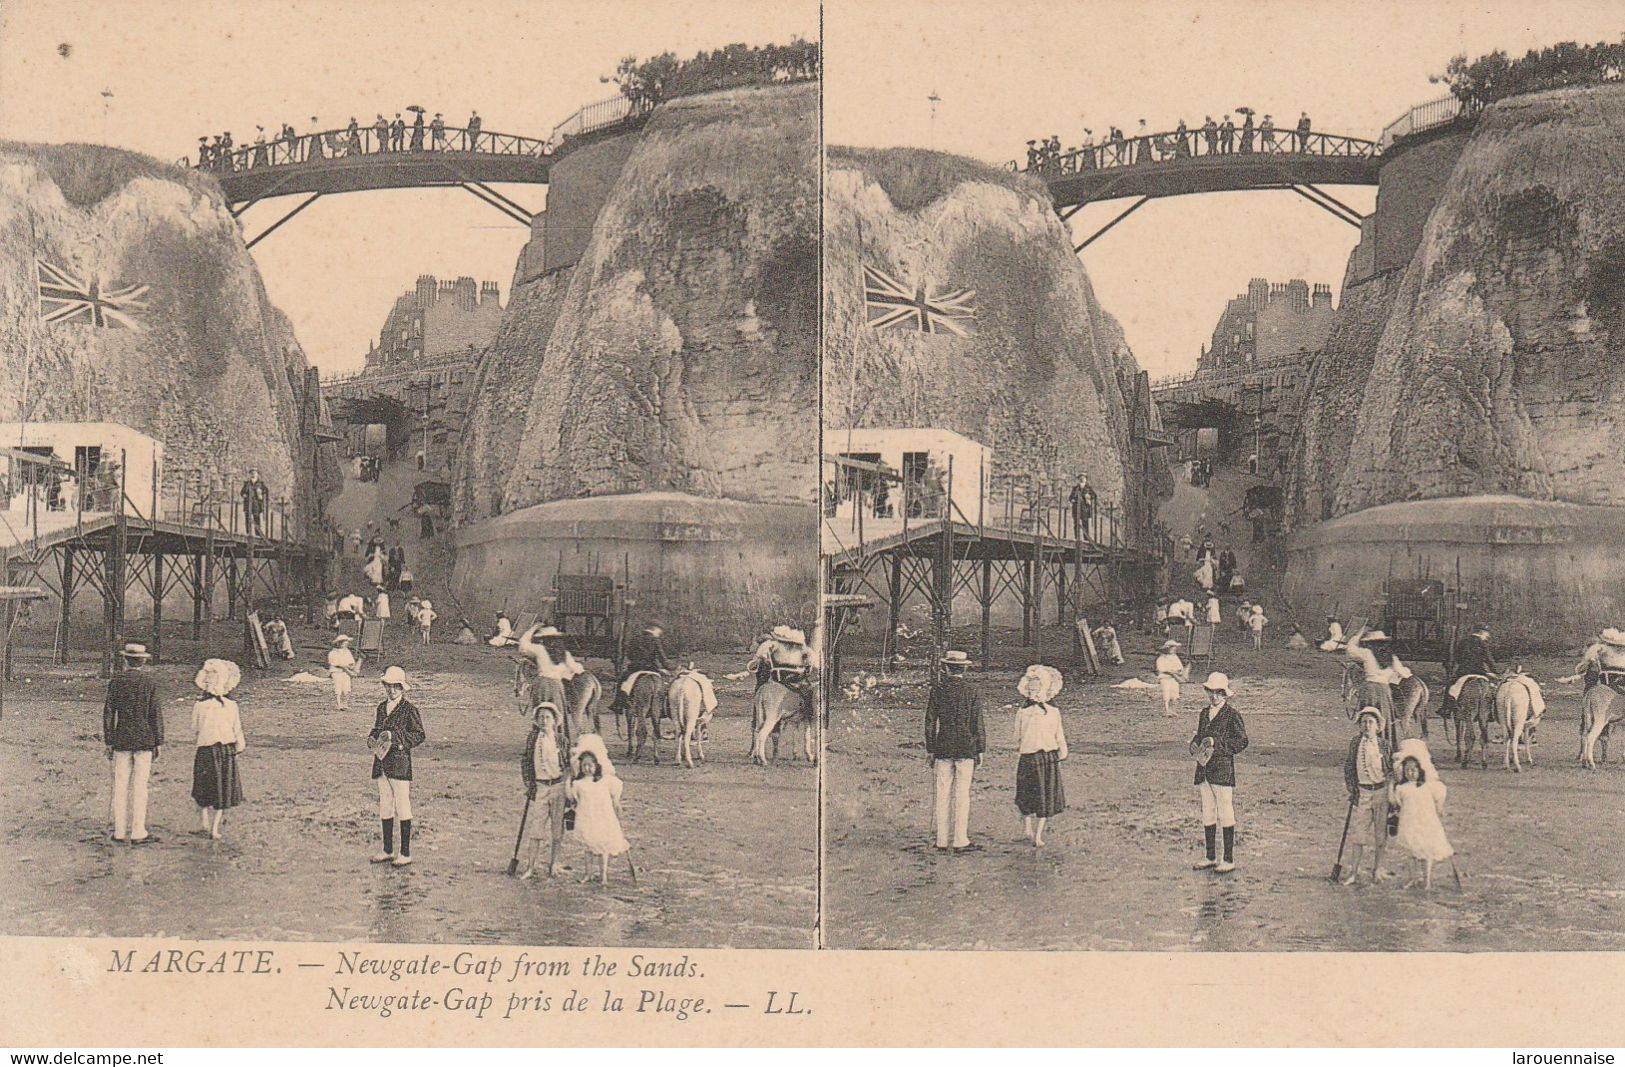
xmin=1390 ymin=752 xmax=1462 ymax=890
xmin=568 ymin=735 xmax=631 ymax=885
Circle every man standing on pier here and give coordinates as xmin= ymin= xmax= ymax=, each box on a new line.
xmin=240 ymin=469 xmax=269 ymax=536
xmin=1068 ymin=476 xmax=1096 ymax=542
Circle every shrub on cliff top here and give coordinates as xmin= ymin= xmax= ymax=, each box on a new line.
xmin=5 ymin=141 xmax=205 ymax=208
xmin=608 ymin=39 xmax=819 ymax=110
xmin=829 ymin=146 xmax=1046 ymax=213
xmin=1433 ymin=37 xmax=1625 ymax=109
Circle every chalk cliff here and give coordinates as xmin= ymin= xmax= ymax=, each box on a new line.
xmin=1296 ymin=84 xmax=1625 ymax=517
xmin=824 ymin=146 xmax=1167 ymax=534
xmin=455 ymin=82 xmax=818 ymax=523
xmin=0 ymin=142 xmax=330 ymax=521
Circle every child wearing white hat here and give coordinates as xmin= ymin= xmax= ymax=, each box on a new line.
xmin=1013 ymin=665 xmax=1068 ymax=847
xmin=568 ymin=734 xmax=630 ymax=885
xmin=1390 ymin=738 xmax=1461 ymax=890
xmin=1191 ymin=672 xmax=1248 ymax=873
xmin=368 ymin=666 xmax=426 ymax=867
xmin=1155 ymin=640 xmax=1189 ymax=716
xmin=190 ymin=659 xmax=246 ymax=840
xmin=328 ymin=635 xmax=359 ymax=710
xmin=416 ymin=599 xmax=436 ymax=645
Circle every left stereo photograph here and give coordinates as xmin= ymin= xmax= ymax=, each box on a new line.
xmin=0 ymin=0 xmax=821 ymax=949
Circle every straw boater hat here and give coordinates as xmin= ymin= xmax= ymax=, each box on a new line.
xmin=381 ymin=665 xmax=409 ymax=690
xmin=1161 ymin=639 xmax=1182 ymax=650
xmin=121 ymin=641 xmax=152 ymax=660
xmin=193 ymin=658 xmax=241 ymax=698
xmin=1017 ymin=664 xmax=1065 ymax=704
xmin=941 ymin=650 xmax=971 ymax=667
xmin=1201 ymin=672 xmax=1232 ymax=696
xmin=333 ymin=634 xmax=352 ymax=645
xmin=771 ymin=624 xmax=806 ymax=644
xmin=1599 ymin=628 xmax=1625 ymax=647
xmin=1355 ymin=705 xmax=1385 ymax=730
xmin=571 ymin=732 xmax=617 ymax=778
xmin=534 ymin=624 xmax=564 ymax=639
xmin=1363 ymin=629 xmax=1392 ymax=642
xmin=420 ymin=599 xmax=432 ymax=610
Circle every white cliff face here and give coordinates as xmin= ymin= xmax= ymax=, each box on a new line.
xmin=824 ymin=147 xmax=1159 ymax=519
xmin=0 ymin=143 xmax=317 ymax=511
xmin=456 ymin=83 xmax=817 ymax=522
xmin=1312 ymin=84 xmax=1625 ymax=515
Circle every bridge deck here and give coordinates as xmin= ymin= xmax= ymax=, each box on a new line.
xmin=214 ymin=148 xmax=554 ymax=205
xmin=1044 ymin=152 xmax=1379 ymax=207
xmin=3 ymin=510 xmax=322 ymax=561
xmin=822 ymin=515 xmax=1158 ymax=569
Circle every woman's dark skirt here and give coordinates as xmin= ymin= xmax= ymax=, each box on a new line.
xmin=1015 ymin=749 xmax=1066 ymax=818
xmin=191 ymin=743 xmax=244 ymax=810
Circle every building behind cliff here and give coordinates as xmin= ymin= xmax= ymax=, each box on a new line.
xmin=365 ymin=274 xmax=502 ymax=370
xmin=1199 ymin=277 xmax=1334 ymax=374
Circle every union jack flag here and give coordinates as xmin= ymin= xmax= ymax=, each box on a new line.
xmin=863 ymin=263 xmax=975 ymax=336
xmin=36 ymin=258 xmax=147 ymax=329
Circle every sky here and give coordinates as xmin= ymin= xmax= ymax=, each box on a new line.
xmin=826 ymin=0 xmax=1625 ymax=378
xmin=0 ymin=0 xmax=818 ymax=374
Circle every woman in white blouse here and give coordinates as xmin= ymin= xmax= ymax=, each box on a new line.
xmin=191 ymin=659 xmax=247 ymax=840
xmin=1013 ymin=665 xmax=1069 ymax=848
xmin=1346 ymin=627 xmax=1412 ymax=731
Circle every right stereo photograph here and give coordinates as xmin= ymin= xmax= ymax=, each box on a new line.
xmin=820 ymin=0 xmax=1625 ymax=951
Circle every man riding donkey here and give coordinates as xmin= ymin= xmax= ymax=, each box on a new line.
xmin=1441 ymin=625 xmax=1498 ymax=723
xmin=1558 ymin=626 xmax=1625 ymax=768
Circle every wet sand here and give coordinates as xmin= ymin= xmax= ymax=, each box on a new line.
xmin=825 ymin=626 xmax=1625 ymax=951
xmin=0 ymin=633 xmax=816 ymax=948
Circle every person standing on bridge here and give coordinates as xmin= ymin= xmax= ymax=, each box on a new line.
xmin=1259 ymin=114 xmax=1276 ymax=152
xmin=1220 ymin=114 xmax=1236 ymax=153
xmin=346 ymin=117 xmax=361 ymax=156
xmin=466 ymin=111 xmax=483 ymax=152
xmin=409 ymin=111 xmax=425 ymax=151
xmin=1202 ymin=116 xmax=1218 ymax=155
xmin=251 ymin=127 xmax=268 ymax=168
xmin=373 ymin=114 xmax=389 ymax=152
xmin=431 ymin=113 xmax=446 ymax=150
xmin=390 ymin=113 xmax=406 ymax=152
xmin=305 ymin=120 xmax=324 ymax=161
xmin=1296 ymin=112 xmax=1312 ymax=152
xmin=1239 ymin=112 xmax=1255 ymax=153
xmin=1135 ymin=119 xmax=1151 ymax=164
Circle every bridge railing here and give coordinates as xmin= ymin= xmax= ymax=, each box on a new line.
xmin=1009 ymin=127 xmax=1380 ymax=176
xmin=548 ymin=93 xmax=647 ymax=143
xmin=185 ymin=123 xmax=556 ymax=173
xmin=1377 ymin=93 xmax=1472 ymax=148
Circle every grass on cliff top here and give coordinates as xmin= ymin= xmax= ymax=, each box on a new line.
xmin=0 ymin=141 xmax=210 ymax=208
xmin=828 ymin=145 xmax=1047 ymax=212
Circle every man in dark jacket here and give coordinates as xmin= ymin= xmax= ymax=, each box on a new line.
xmin=369 ymin=666 xmax=427 ymax=867
xmin=1443 ymin=626 xmax=1498 ymax=718
xmin=104 ymin=641 xmax=163 ymax=844
xmin=1068 ymin=476 xmax=1097 ymax=541
xmin=1191 ymin=671 xmax=1248 ymax=873
xmin=611 ymin=624 xmax=674 ymax=718
xmin=925 ymin=650 xmax=985 ymax=852
xmin=240 ymin=469 xmax=269 ymax=536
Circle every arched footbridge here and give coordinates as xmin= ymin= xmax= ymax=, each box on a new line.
xmin=1011 ymin=126 xmax=1385 ymax=250
xmin=186 ymin=95 xmax=644 ymax=247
